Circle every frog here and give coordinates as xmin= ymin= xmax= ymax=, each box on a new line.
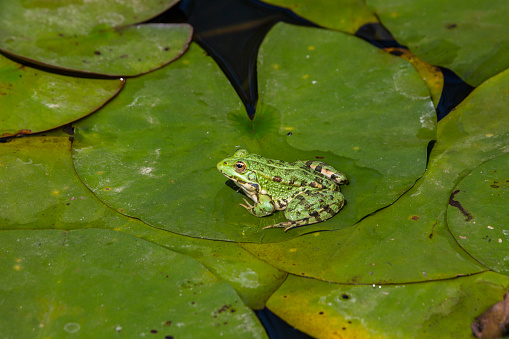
xmin=217 ymin=149 xmax=348 ymax=232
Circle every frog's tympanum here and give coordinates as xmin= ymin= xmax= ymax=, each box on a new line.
xmin=217 ymin=149 xmax=348 ymax=232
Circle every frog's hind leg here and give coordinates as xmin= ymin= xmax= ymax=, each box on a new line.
xmin=263 ymin=190 xmax=345 ymax=232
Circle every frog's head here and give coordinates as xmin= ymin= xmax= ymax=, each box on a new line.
xmin=217 ymin=149 xmax=260 ymax=193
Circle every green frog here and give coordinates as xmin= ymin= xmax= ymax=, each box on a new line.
xmin=217 ymin=149 xmax=348 ymax=232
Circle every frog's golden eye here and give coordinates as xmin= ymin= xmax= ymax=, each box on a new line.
xmin=234 ymin=161 xmax=246 ymax=173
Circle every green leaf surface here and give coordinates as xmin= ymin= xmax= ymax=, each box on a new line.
xmin=267 ymin=272 xmax=509 ymax=338
xmin=258 ymin=23 xmax=436 ymax=226
xmin=366 ymin=0 xmax=509 ymax=86
xmin=447 ymin=153 xmax=509 ymax=275
xmin=0 ymin=136 xmax=287 ymax=310
xmin=0 ymin=54 xmax=123 ymax=137
xmin=261 ymin=0 xmax=378 ymax=33
xmin=0 ymin=0 xmax=179 ymax=34
xmin=0 ymin=229 xmax=267 ymax=338
xmin=73 ymin=24 xmax=435 ymax=242
xmin=241 ymin=67 xmax=509 ymax=284
xmin=0 ymin=1 xmax=192 ymax=76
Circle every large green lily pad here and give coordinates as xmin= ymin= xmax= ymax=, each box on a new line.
xmin=0 ymin=136 xmax=287 ymax=310
xmin=257 ymin=23 xmax=435 ymax=226
xmin=366 ymin=0 xmax=509 ymax=86
xmin=0 ymin=1 xmax=192 ymax=75
xmin=0 ymin=54 xmax=123 ymax=137
xmin=72 ymin=23 xmax=435 ymax=243
xmin=0 ymin=229 xmax=266 ymax=338
xmin=241 ymin=67 xmax=509 ymax=283
xmin=267 ymin=272 xmax=509 ymax=338
xmin=448 ymin=153 xmax=509 ymax=275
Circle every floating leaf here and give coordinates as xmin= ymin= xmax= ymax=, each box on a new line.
xmin=0 ymin=0 xmax=179 ymax=34
xmin=0 ymin=229 xmax=266 ymax=338
xmin=241 ymin=67 xmax=509 ymax=283
xmin=0 ymin=1 xmax=192 ymax=75
xmin=0 ymin=54 xmax=123 ymax=137
xmin=0 ymin=136 xmax=287 ymax=309
xmin=73 ymin=23 xmax=435 ymax=242
xmin=366 ymin=0 xmax=509 ymax=86
xmin=267 ymin=272 xmax=509 ymax=338
xmin=385 ymin=47 xmax=444 ymax=107
xmin=262 ymin=0 xmax=378 ymax=33
xmin=257 ymin=23 xmax=436 ymax=226
xmin=448 ymin=153 xmax=509 ymax=275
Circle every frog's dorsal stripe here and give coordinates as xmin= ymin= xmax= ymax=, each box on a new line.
xmin=304 ymin=161 xmax=347 ymax=185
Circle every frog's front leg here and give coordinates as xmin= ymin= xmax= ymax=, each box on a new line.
xmin=240 ymin=194 xmax=275 ymax=217
xmin=263 ymin=190 xmax=345 ymax=232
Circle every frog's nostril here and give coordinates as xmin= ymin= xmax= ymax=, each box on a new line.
xmin=223 ymin=162 xmax=227 ymax=165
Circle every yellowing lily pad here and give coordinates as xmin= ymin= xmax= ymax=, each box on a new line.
xmin=0 ymin=54 xmax=123 ymax=137
xmin=73 ymin=23 xmax=435 ymax=242
xmin=448 ymin=153 xmax=509 ymax=275
xmin=0 ymin=1 xmax=192 ymax=75
xmin=267 ymin=272 xmax=509 ymax=338
xmin=0 ymin=229 xmax=266 ymax=338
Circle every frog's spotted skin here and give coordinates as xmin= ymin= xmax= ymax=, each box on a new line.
xmin=217 ymin=149 xmax=348 ymax=232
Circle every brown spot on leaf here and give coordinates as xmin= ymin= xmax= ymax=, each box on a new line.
xmin=446 ymin=23 xmax=458 ymax=29
xmin=2 ymin=129 xmax=31 ymax=137
xmin=410 ymin=215 xmax=419 ymax=221
xmin=449 ymin=190 xmax=473 ymax=221
xmin=429 ymin=222 xmax=437 ymax=239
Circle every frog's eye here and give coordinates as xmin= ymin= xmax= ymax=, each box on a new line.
xmin=234 ymin=161 xmax=246 ymax=173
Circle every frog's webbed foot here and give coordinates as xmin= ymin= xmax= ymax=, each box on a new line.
xmin=240 ymin=195 xmax=275 ymax=217
xmin=263 ymin=220 xmax=309 ymax=232
xmin=239 ymin=198 xmax=254 ymax=212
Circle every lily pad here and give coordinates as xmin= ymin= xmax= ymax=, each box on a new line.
xmin=241 ymin=67 xmax=509 ymax=283
xmin=0 ymin=1 xmax=192 ymax=75
xmin=266 ymin=272 xmax=509 ymax=338
xmin=0 ymin=229 xmax=266 ymax=338
xmin=447 ymin=153 xmax=509 ymax=275
xmin=73 ymin=23 xmax=435 ymax=242
xmin=0 ymin=0 xmax=178 ymax=34
xmin=0 ymin=54 xmax=123 ymax=137
xmin=366 ymin=0 xmax=509 ymax=86
xmin=0 ymin=136 xmax=287 ymax=310
xmin=261 ymin=0 xmax=378 ymax=33
xmin=257 ymin=23 xmax=436 ymax=226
